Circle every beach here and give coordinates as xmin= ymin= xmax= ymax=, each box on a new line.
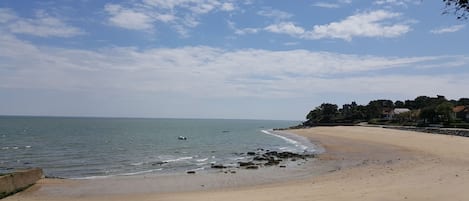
xmin=6 ymin=126 xmax=469 ymax=201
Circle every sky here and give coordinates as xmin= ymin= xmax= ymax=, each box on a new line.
xmin=0 ymin=0 xmax=468 ymax=120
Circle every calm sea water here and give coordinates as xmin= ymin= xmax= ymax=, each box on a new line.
xmin=0 ymin=116 xmax=312 ymax=178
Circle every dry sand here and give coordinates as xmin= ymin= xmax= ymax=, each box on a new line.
xmin=6 ymin=126 xmax=469 ymax=201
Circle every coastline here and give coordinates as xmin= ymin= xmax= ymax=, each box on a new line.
xmin=6 ymin=126 xmax=469 ymax=200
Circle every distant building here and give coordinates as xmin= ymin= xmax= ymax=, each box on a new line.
xmin=382 ymin=108 xmax=411 ymax=120
xmin=393 ymin=108 xmax=411 ymax=115
xmin=452 ymin=106 xmax=469 ymax=121
xmin=381 ymin=108 xmax=394 ymax=120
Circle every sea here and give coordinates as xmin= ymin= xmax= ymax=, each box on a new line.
xmin=0 ymin=116 xmax=315 ymax=179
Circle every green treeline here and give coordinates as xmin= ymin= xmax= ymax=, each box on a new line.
xmin=304 ymin=95 xmax=469 ymax=128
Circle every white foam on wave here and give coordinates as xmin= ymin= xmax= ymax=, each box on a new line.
xmin=230 ymin=156 xmax=245 ymax=161
xmin=118 ymin=168 xmax=163 ymax=176
xmin=72 ymin=168 xmax=163 ymax=179
xmin=72 ymin=175 xmax=112 ymax=180
xmin=130 ymin=162 xmax=144 ymax=166
xmin=188 ymin=167 xmax=205 ymax=172
xmin=261 ymin=129 xmax=312 ymax=152
xmin=163 ymin=156 xmax=193 ymax=163
xmin=196 ymin=158 xmax=208 ymax=162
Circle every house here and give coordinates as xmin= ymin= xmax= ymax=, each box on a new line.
xmin=388 ymin=108 xmax=411 ymax=120
xmin=393 ymin=108 xmax=411 ymax=115
xmin=381 ymin=108 xmax=394 ymax=120
xmin=452 ymin=106 xmax=469 ymax=121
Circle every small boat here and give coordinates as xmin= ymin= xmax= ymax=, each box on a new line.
xmin=178 ymin=136 xmax=187 ymax=140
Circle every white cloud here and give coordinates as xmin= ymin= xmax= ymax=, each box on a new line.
xmin=0 ymin=8 xmax=16 ymax=23
xmin=242 ymin=10 xmax=411 ymax=41
xmin=264 ymin=22 xmax=305 ymax=37
xmin=257 ymin=9 xmax=293 ymax=20
xmin=221 ymin=3 xmax=235 ymax=11
xmin=228 ymin=21 xmax=260 ymax=35
xmin=105 ymin=4 xmax=155 ymax=31
xmin=430 ymin=25 xmax=465 ymax=34
xmin=1 ymin=33 xmax=467 ymax=99
xmin=374 ymin=0 xmax=420 ymax=7
xmin=309 ymin=10 xmax=411 ymax=41
xmin=312 ymin=0 xmax=352 ymax=8
xmin=0 ymin=8 xmax=84 ymax=37
xmin=312 ymin=2 xmax=340 ymax=9
xmin=105 ymin=0 xmax=237 ymax=35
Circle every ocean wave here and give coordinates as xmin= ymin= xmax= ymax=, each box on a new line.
xmin=261 ymin=129 xmax=312 ymax=152
xmin=1 ymin=146 xmax=32 ymax=150
xmin=117 ymin=169 xmax=163 ymax=176
xmin=71 ymin=175 xmax=112 ymax=180
xmin=130 ymin=162 xmax=144 ymax=166
xmin=230 ymin=156 xmax=245 ymax=161
xmin=188 ymin=167 xmax=205 ymax=172
xmin=196 ymin=158 xmax=208 ymax=162
xmin=72 ymin=168 xmax=163 ymax=179
xmin=163 ymin=156 xmax=193 ymax=163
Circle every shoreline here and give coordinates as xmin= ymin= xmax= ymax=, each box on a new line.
xmin=6 ymin=126 xmax=469 ymax=200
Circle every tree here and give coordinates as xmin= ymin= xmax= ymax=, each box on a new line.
xmin=305 ymin=103 xmax=338 ymax=123
xmin=318 ymin=103 xmax=339 ymax=122
xmin=395 ymin=100 xmax=405 ymax=108
xmin=366 ymin=99 xmax=394 ymax=119
xmin=414 ymin=96 xmax=431 ymax=109
xmin=458 ymin=98 xmax=469 ymax=105
xmin=435 ymin=102 xmax=454 ymax=122
xmin=420 ymin=106 xmax=437 ymax=123
xmin=306 ymin=108 xmax=321 ymax=123
xmin=444 ymin=0 xmax=469 ymax=19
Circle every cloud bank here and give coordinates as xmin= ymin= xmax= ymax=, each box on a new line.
xmin=0 ymin=8 xmax=84 ymax=37
xmin=1 ymin=33 xmax=467 ymax=99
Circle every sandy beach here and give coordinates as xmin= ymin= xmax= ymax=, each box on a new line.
xmin=6 ymin=126 xmax=469 ymax=201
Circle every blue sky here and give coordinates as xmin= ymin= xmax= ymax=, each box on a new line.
xmin=0 ymin=0 xmax=468 ymax=120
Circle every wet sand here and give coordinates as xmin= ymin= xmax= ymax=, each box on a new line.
xmin=6 ymin=126 xmax=469 ymax=201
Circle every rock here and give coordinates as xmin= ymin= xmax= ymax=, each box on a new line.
xmin=152 ymin=161 xmax=167 ymax=166
xmin=245 ymin=165 xmax=259 ymax=169
xmin=264 ymin=159 xmax=281 ymax=166
xmin=186 ymin=171 xmax=196 ymax=174
xmin=211 ymin=164 xmax=227 ymax=169
xmin=238 ymin=161 xmax=255 ymax=167
xmin=253 ymin=156 xmax=267 ymax=161
xmin=247 ymin=152 xmax=256 ymax=156
xmin=279 ymin=165 xmax=286 ymax=168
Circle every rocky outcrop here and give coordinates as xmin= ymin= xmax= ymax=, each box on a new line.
xmin=211 ymin=164 xmax=228 ymax=169
xmin=210 ymin=150 xmax=315 ymax=171
xmin=0 ymin=168 xmax=43 ymax=199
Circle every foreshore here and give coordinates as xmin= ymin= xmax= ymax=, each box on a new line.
xmin=6 ymin=126 xmax=469 ymax=201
